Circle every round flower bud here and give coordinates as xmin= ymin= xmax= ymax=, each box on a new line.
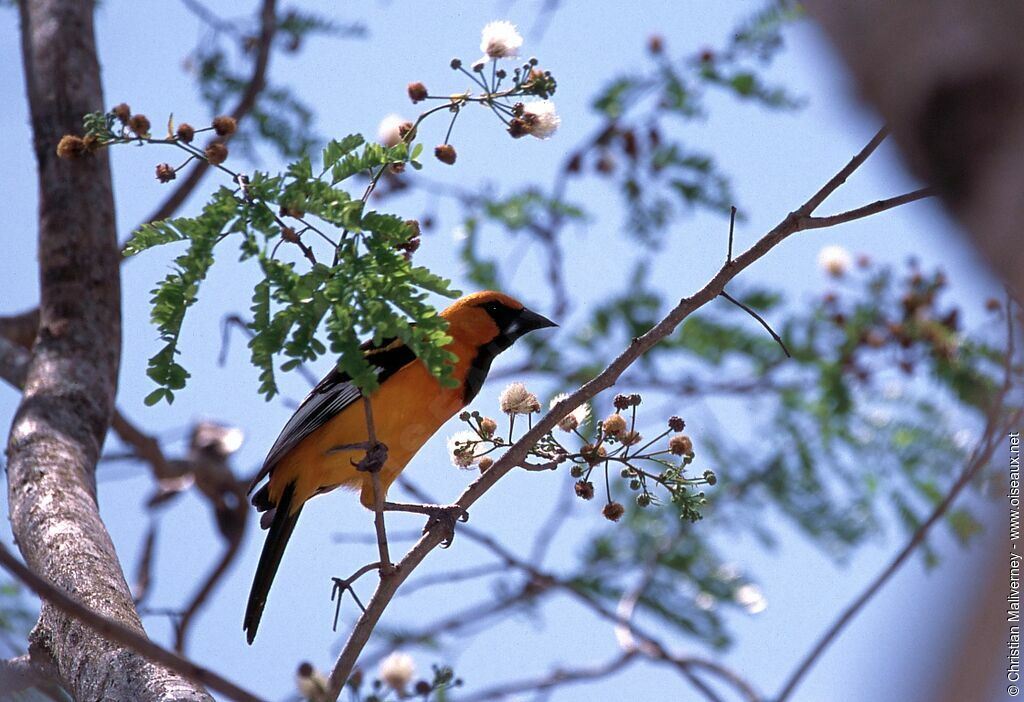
xmin=602 ymin=501 xmax=625 ymax=522
xmin=581 ymin=443 xmax=607 ymax=466
xmin=176 ymin=123 xmax=195 ymax=143
xmin=668 ymin=416 xmax=685 ymax=432
xmin=112 ymin=103 xmax=131 ymax=124
xmin=636 ymin=493 xmax=651 ymax=507
xmin=407 ymin=82 xmax=428 ymax=103
xmin=450 ymin=58 xmax=462 ymax=69
xmin=574 ymin=480 xmax=595 ymax=500
xmin=155 ymin=163 xmax=176 ymax=183
xmin=668 ymin=434 xmax=693 ymax=456
xmin=212 ymin=115 xmax=238 ymax=136
xmin=205 ymin=142 xmax=228 ymax=165
xmin=613 ymin=394 xmax=631 ymax=410
xmin=478 ymin=457 xmax=494 ymax=472
xmin=434 ymin=144 xmax=457 ymax=165
xmin=569 ymin=465 xmax=584 ymax=478
xmin=602 ymin=414 xmax=627 ymax=437
xmin=479 ymin=417 xmax=498 ymax=438
xmin=128 ymin=114 xmax=151 ymax=136
xmin=56 ymin=135 xmax=87 ymax=160
xmin=703 ymin=469 xmax=717 ymax=486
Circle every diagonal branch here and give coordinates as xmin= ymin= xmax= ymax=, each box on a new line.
xmin=797 ymin=126 xmax=889 ymax=216
xmin=324 ymin=126 xmax=906 ymax=699
xmin=0 ymin=542 xmax=264 ymax=702
xmin=798 ymin=186 xmax=936 ymax=230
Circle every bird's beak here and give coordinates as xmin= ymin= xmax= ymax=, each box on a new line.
xmin=517 ymin=307 xmax=558 ymax=333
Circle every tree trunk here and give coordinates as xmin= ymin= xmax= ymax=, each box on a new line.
xmin=805 ymin=0 xmax=1024 ymax=298
xmin=8 ymin=1 xmax=211 ymax=699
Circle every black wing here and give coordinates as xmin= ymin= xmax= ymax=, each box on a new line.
xmin=247 ymin=336 xmax=417 ymax=494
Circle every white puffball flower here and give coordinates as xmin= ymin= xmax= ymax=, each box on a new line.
xmin=521 ymin=100 xmax=560 ymax=139
xmin=499 ymin=382 xmax=541 ymax=415
xmin=377 ymin=114 xmax=407 ymax=148
xmin=379 ymin=652 xmax=416 ymax=693
xmin=694 ymin=591 xmax=716 ymax=611
xmin=734 ymin=584 xmax=767 ymax=614
xmin=480 ymin=20 xmax=523 ymax=60
xmin=817 ymin=245 xmax=852 ymax=277
xmin=549 ymin=393 xmax=591 ymax=432
xmin=447 ymin=430 xmax=481 ymax=469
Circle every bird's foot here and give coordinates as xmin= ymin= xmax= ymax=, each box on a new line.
xmin=423 ymin=504 xmax=469 ymax=547
xmin=382 ymin=501 xmax=468 ymax=547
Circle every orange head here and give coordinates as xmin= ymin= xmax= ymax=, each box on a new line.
xmin=441 ymin=291 xmax=557 ymax=402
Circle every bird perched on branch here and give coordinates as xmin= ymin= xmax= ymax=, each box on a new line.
xmin=243 ymin=291 xmax=556 ymax=643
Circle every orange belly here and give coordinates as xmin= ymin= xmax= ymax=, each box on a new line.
xmin=268 ymin=357 xmax=467 ymax=511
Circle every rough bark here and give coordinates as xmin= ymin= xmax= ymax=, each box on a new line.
xmin=805 ymin=0 xmax=1024 ymax=297
xmin=8 ymin=1 xmax=211 ymax=699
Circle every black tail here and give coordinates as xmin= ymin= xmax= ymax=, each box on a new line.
xmin=244 ymin=482 xmax=302 ymax=644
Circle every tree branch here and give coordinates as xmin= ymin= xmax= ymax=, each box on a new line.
xmin=9 ymin=1 xmax=211 ymax=698
xmin=798 ymin=187 xmax=937 ymax=229
xmin=324 ymin=127 xmax=904 ymax=698
xmin=454 ymin=651 xmax=638 ymax=702
xmin=0 ymin=542 xmax=264 ymax=702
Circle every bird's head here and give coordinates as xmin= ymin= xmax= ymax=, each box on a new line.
xmin=441 ymin=291 xmax=556 ymax=355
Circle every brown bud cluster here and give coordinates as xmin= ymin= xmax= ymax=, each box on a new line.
xmin=155 ymin=163 xmax=176 ymax=183
xmin=434 ymin=144 xmax=457 ymax=165
xmin=668 ymin=435 xmax=693 ymax=456
xmin=407 ymin=82 xmax=428 ymax=103
xmin=205 ymin=142 xmax=229 ymax=165
xmin=128 ymin=114 xmax=151 ymax=136
xmin=112 ymin=103 xmax=132 ymax=124
xmin=176 ymin=123 xmax=195 ymax=143
xmin=574 ymin=480 xmax=595 ymax=500
xmin=602 ymin=501 xmax=625 ymax=522
xmin=212 ymin=116 xmax=238 ymax=137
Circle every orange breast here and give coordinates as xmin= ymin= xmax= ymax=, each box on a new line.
xmin=268 ymin=339 xmax=476 ymax=511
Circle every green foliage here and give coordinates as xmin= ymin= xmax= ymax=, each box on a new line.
xmin=125 ymin=134 xmax=457 ymax=402
xmin=0 ymin=579 xmax=35 ymax=656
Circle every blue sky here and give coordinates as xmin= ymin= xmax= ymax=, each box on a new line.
xmin=0 ymin=2 xmax=1008 ymax=701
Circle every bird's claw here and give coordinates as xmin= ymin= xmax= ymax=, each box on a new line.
xmin=422 ymin=504 xmax=469 ymax=547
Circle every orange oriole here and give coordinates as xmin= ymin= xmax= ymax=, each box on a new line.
xmin=243 ymin=291 xmax=555 ymax=643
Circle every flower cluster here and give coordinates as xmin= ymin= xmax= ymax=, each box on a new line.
xmin=385 ymin=20 xmax=560 ymax=168
xmin=821 ymin=257 xmax=972 ymax=379
xmin=312 ymin=653 xmax=460 ymax=702
xmin=449 ymin=386 xmax=715 ymax=523
xmin=61 ymin=103 xmax=238 ymax=185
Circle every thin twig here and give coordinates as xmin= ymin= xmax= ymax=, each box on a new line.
xmin=719 ymin=290 xmax=791 ymax=358
xmin=797 ymin=126 xmax=889 ymax=216
xmin=139 ymin=0 xmax=278 ymax=228
xmin=727 ymin=205 xmax=737 ymax=263
xmin=362 ymin=397 xmax=393 ymax=574
xmin=397 ymin=563 xmax=507 ymax=597
xmin=454 ymin=651 xmax=637 ymax=702
xmin=0 ymin=542 xmax=265 ymax=702
xmin=798 ymin=187 xmax=936 ymax=230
